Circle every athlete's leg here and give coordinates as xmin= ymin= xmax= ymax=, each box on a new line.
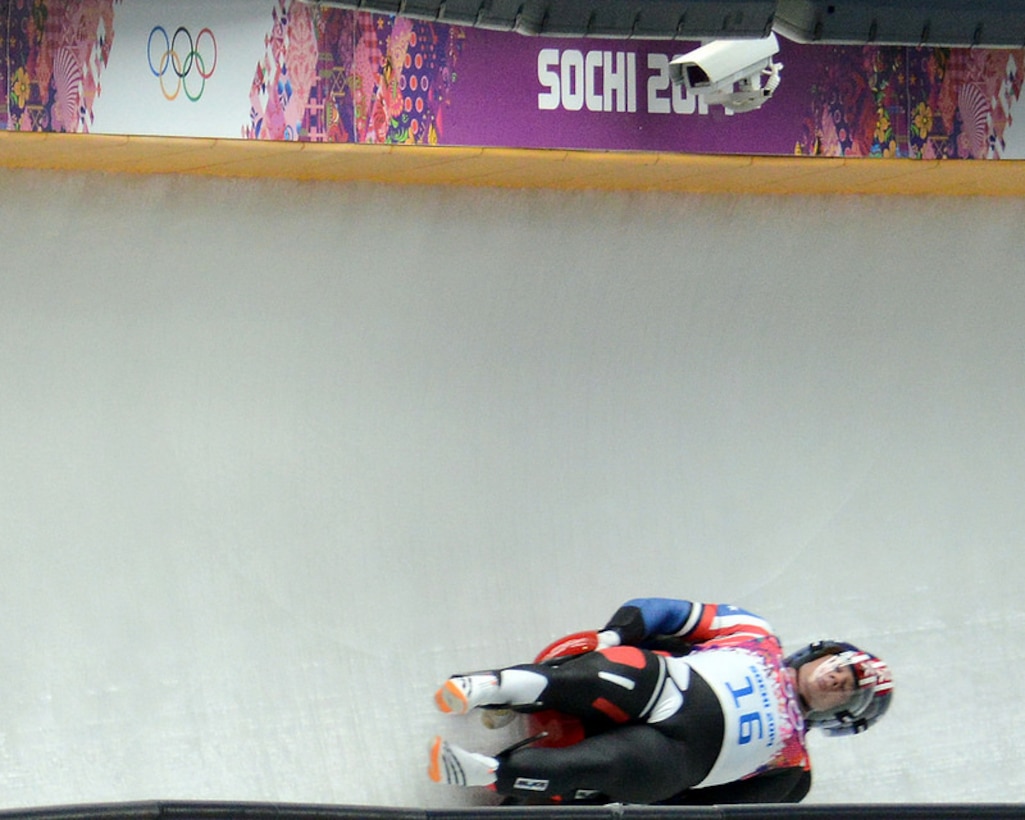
xmin=494 ymin=724 xmax=703 ymax=804
xmin=528 ymin=645 xmax=666 ymax=723
xmin=436 ymin=646 xmax=667 ymax=723
xmin=430 ymin=662 xmax=726 ymax=804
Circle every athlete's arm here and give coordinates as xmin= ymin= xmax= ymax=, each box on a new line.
xmin=602 ymin=599 xmax=773 ymax=645
xmin=601 ymin=598 xmax=700 ymax=644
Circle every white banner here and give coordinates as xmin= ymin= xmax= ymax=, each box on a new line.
xmin=91 ymin=0 xmax=278 ymax=138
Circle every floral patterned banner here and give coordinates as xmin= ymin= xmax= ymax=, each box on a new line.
xmin=798 ymin=45 xmax=1025 ymax=158
xmin=243 ymin=2 xmax=463 ymax=146
xmin=4 ymin=0 xmax=1025 ymax=158
xmin=4 ymin=0 xmax=118 ymax=133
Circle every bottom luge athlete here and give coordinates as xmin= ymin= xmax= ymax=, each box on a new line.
xmin=429 ymin=597 xmax=893 ymax=805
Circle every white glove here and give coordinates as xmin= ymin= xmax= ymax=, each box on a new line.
xmin=596 ymin=629 xmax=621 ymax=649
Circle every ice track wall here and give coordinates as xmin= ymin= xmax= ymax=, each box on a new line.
xmin=2 ymin=168 xmax=1025 ymax=811
xmin=2 ymin=801 xmax=1024 ymax=820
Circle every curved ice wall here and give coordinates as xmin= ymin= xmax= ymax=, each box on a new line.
xmin=1 ymin=168 xmax=1023 ymax=808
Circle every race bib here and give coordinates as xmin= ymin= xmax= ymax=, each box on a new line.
xmin=684 ymin=648 xmax=802 ymax=787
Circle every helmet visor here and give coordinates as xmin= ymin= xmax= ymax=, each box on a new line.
xmin=803 ymin=651 xmax=875 ymax=724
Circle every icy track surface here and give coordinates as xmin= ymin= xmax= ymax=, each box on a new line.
xmin=1 ymin=169 xmax=1024 ymax=808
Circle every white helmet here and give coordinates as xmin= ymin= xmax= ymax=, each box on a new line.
xmin=785 ymin=640 xmax=894 ymax=736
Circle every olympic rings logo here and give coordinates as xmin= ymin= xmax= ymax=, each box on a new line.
xmin=147 ymin=25 xmax=218 ymax=102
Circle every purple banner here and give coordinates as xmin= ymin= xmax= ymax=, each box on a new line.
xmin=441 ymin=31 xmax=821 ymax=155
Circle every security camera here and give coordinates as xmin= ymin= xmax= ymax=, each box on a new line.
xmin=669 ymin=34 xmax=782 ymax=113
